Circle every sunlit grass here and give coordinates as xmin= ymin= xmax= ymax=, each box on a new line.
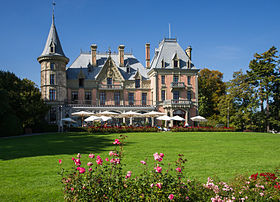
xmin=0 ymin=132 xmax=280 ymax=201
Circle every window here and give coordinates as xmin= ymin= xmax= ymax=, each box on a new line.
xmin=126 ymin=67 xmax=130 ymax=73
xmin=161 ymin=75 xmax=165 ymax=85
xmin=107 ymin=78 xmax=112 ymax=88
xmin=50 ymin=107 xmax=56 ymax=122
xmin=173 ymin=75 xmax=179 ymax=83
xmin=161 ymin=90 xmax=165 ymax=101
xmin=161 ymin=60 xmax=165 ymax=68
xmin=49 ymin=89 xmax=56 ymax=101
xmin=79 ymin=78 xmax=84 ymax=88
xmin=50 ymin=74 xmax=55 ymax=85
xmin=50 ymin=63 xmax=55 ymax=70
xmin=135 ymin=79 xmax=140 ymax=88
xmin=100 ymin=92 xmax=106 ymax=105
xmin=174 ymin=60 xmax=178 ymax=68
xmin=114 ymin=92 xmax=120 ymax=106
xmin=187 ymin=91 xmax=192 ymax=100
xmin=128 ymin=93 xmax=134 ymax=105
xmin=142 ymin=93 xmax=147 ymax=106
xmin=187 ymin=76 xmax=191 ymax=85
xmin=50 ymin=46 xmax=54 ymax=53
xmin=71 ymin=91 xmax=78 ymax=102
xmin=173 ymin=91 xmax=179 ymax=100
xmin=85 ymin=92 xmax=91 ymax=100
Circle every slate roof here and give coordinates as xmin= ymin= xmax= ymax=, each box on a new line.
xmin=150 ymin=38 xmax=195 ymax=69
xmin=40 ymin=17 xmax=66 ymax=57
xmin=66 ymin=53 xmax=149 ymax=80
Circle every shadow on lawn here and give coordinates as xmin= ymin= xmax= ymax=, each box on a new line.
xmin=0 ymin=132 xmax=125 ymax=160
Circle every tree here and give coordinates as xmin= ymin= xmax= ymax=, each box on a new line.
xmin=198 ymin=68 xmax=226 ymax=118
xmin=0 ymin=71 xmax=49 ymax=135
xmin=247 ymin=46 xmax=279 ymax=132
xmin=218 ymin=71 xmax=259 ymax=131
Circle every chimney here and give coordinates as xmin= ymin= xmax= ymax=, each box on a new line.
xmin=91 ymin=44 xmax=97 ymax=67
xmin=145 ymin=43 xmax=150 ymax=68
xmin=118 ymin=45 xmax=125 ymax=67
xmin=185 ymin=45 xmax=192 ymax=61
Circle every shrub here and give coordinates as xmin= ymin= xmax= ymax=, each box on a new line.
xmin=59 ymin=136 xmax=279 ymax=201
xmin=171 ymin=126 xmax=235 ymax=133
xmin=87 ymin=126 xmax=159 ymax=134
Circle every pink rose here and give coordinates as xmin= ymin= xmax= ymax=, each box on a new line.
xmin=71 ymin=187 xmax=74 ymax=192
xmin=150 ymin=183 xmax=154 ymax=188
xmin=116 ymin=159 xmax=120 ymax=164
xmin=88 ymin=167 xmax=93 ymax=172
xmin=153 ymin=152 xmax=163 ymax=162
xmin=160 ymin=153 xmax=164 ymax=158
xmin=89 ymin=153 xmax=95 ymax=158
xmin=140 ymin=160 xmax=146 ymax=165
xmin=58 ymin=159 xmax=62 ymax=164
xmin=74 ymin=159 xmax=81 ymax=166
xmin=77 ymin=153 xmax=81 ymax=158
xmin=126 ymin=171 xmax=132 ymax=178
xmin=168 ymin=194 xmax=174 ymax=200
xmin=176 ymin=167 xmax=182 ymax=172
xmin=72 ymin=157 xmax=75 ymax=161
xmin=105 ymin=158 xmax=109 ymax=161
xmin=78 ymin=167 xmax=86 ymax=174
xmin=110 ymin=159 xmax=115 ymax=164
xmin=113 ymin=139 xmax=121 ymax=145
xmin=96 ymin=158 xmax=103 ymax=165
xmin=109 ymin=151 xmax=114 ymax=156
xmin=156 ymin=183 xmax=162 ymax=189
xmin=87 ymin=162 xmax=93 ymax=166
xmin=154 ymin=166 xmax=162 ymax=173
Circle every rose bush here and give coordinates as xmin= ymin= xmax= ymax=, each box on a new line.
xmin=59 ymin=135 xmax=279 ymax=201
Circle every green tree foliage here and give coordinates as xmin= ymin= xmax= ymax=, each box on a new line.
xmin=0 ymin=71 xmax=49 ymax=136
xmin=198 ymin=68 xmax=226 ymax=118
xmin=217 ymin=71 xmax=259 ymax=131
xmin=247 ymin=46 xmax=279 ymax=132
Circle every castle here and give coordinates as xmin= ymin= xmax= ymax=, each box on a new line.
xmin=37 ymin=13 xmax=199 ymax=127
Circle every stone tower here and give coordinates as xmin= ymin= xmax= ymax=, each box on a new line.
xmin=37 ymin=14 xmax=69 ymax=105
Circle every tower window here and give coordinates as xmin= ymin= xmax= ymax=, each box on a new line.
xmin=161 ymin=90 xmax=165 ymax=101
xmin=173 ymin=54 xmax=179 ymax=68
xmin=79 ymin=78 xmax=84 ymax=88
xmin=161 ymin=59 xmax=165 ymax=68
xmin=187 ymin=91 xmax=192 ymax=100
xmin=49 ymin=89 xmax=56 ymax=101
xmin=174 ymin=60 xmax=178 ymax=68
xmin=173 ymin=75 xmax=179 ymax=83
xmin=50 ymin=63 xmax=55 ymax=70
xmin=50 ymin=74 xmax=55 ymax=85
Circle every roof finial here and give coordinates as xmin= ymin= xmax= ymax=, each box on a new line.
xmin=52 ymin=0 xmax=56 ymax=24
xmin=169 ymin=23 xmax=171 ymax=38
xmin=108 ymin=47 xmax=111 ymax=56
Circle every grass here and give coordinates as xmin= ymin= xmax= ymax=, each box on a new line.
xmin=0 ymin=132 xmax=280 ymax=201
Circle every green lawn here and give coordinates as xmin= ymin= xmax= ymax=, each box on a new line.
xmin=0 ymin=132 xmax=280 ymax=201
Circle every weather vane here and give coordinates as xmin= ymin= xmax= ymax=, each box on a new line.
xmin=52 ymin=0 xmax=56 ymax=23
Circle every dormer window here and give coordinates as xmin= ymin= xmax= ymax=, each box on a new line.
xmin=161 ymin=59 xmax=165 ymax=68
xmin=173 ymin=54 xmax=179 ymax=68
xmin=126 ymin=67 xmax=130 ymax=73
xmin=50 ymin=42 xmax=55 ymax=54
xmin=50 ymin=63 xmax=55 ymax=70
xmin=79 ymin=78 xmax=84 ymax=88
xmin=135 ymin=79 xmax=140 ymax=88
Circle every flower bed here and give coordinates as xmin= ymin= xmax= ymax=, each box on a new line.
xmin=171 ymin=126 xmax=235 ymax=132
xmin=59 ymin=135 xmax=279 ymax=201
xmin=87 ymin=126 xmax=159 ymax=134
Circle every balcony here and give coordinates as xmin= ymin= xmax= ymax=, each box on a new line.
xmin=99 ymin=84 xmax=123 ymax=90
xmin=163 ymin=99 xmax=192 ymax=108
xmin=65 ymin=99 xmax=154 ymax=109
xmin=170 ymin=82 xmax=186 ymax=89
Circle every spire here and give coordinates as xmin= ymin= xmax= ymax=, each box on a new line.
xmin=40 ymin=1 xmax=66 ymax=57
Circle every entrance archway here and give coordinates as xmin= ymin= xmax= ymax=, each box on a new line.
xmin=173 ymin=109 xmax=186 ymax=127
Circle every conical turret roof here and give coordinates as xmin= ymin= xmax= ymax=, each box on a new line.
xmin=40 ymin=17 xmax=66 ymax=57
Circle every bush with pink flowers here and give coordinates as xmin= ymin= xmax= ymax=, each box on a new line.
xmin=59 ymin=135 xmax=280 ymax=201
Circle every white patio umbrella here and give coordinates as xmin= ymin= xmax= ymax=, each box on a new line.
xmin=191 ymin=115 xmax=207 ymax=126
xmin=61 ymin=118 xmax=76 ymax=123
xmin=71 ymin=111 xmax=94 ymax=126
xmin=143 ymin=111 xmax=166 ymax=127
xmin=95 ymin=111 xmax=119 ymax=117
xmin=171 ymin=115 xmax=185 ymax=121
xmin=190 ymin=115 xmax=207 ymax=122
xmin=84 ymin=116 xmax=102 ymax=122
xmin=156 ymin=115 xmax=171 ymax=127
xmin=119 ymin=111 xmax=143 ymax=125
xmin=100 ymin=116 xmax=112 ymax=122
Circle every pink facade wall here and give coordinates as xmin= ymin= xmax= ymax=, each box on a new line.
xmin=78 ymin=88 xmax=85 ymax=104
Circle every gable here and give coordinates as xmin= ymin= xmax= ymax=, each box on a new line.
xmin=96 ymin=57 xmax=124 ymax=82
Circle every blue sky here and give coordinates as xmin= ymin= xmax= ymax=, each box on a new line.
xmin=0 ymin=0 xmax=280 ymax=86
